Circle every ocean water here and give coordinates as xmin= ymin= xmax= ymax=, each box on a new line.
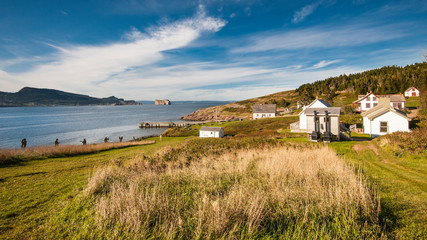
xmin=0 ymin=101 xmax=227 ymax=149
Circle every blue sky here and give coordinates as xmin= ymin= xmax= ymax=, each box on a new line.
xmin=0 ymin=0 xmax=426 ymax=100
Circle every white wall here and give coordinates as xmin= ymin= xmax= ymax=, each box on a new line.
xmin=357 ymin=94 xmax=378 ymax=112
xmin=253 ymin=113 xmax=275 ymax=119
xmin=363 ymin=111 xmax=409 ymax=137
xmin=405 ymin=88 xmax=420 ymax=97
xmin=199 ymin=130 xmax=224 ymax=138
xmin=300 ymin=114 xmax=307 ymax=129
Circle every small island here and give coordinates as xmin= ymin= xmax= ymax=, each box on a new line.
xmin=0 ymin=87 xmax=141 ymax=107
xmin=155 ymin=99 xmax=171 ymax=105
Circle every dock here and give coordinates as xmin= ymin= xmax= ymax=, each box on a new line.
xmin=139 ymin=121 xmax=204 ymax=128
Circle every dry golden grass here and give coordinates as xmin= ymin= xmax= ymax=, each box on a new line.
xmin=0 ymin=140 xmax=155 ymax=164
xmin=85 ymin=145 xmax=380 ymax=239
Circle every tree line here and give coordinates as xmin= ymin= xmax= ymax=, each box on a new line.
xmin=296 ymin=62 xmax=427 ymax=103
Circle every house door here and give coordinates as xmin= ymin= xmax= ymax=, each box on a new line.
xmin=412 ymin=92 xmax=416 ymax=96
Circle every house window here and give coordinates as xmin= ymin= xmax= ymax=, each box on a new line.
xmin=393 ymin=103 xmax=398 ymax=108
xmin=366 ymin=103 xmax=371 ymax=109
xmin=367 ymin=97 xmax=370 ymax=101
xmin=372 ymin=97 xmax=377 ymax=101
xmin=373 ymin=103 xmax=378 ymax=107
xmin=397 ymin=103 xmax=402 ymax=109
xmin=380 ymin=122 xmax=388 ymax=133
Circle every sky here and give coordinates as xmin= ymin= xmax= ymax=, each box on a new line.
xmin=0 ymin=0 xmax=426 ymax=101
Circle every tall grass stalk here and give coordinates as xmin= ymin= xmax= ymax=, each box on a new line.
xmin=85 ymin=144 xmax=381 ymax=239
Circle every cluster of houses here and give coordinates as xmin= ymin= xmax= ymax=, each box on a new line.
xmin=199 ymin=87 xmax=419 ymax=140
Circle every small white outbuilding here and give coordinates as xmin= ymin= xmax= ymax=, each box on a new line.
xmin=199 ymin=126 xmax=224 ymax=138
xmin=404 ymin=87 xmax=420 ymax=97
xmin=361 ymin=98 xmax=410 ymax=137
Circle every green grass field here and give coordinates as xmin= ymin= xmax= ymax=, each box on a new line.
xmin=0 ymin=116 xmax=425 ymax=239
xmin=330 ymin=140 xmax=426 ymax=239
xmin=0 ymin=137 xmax=186 ymax=239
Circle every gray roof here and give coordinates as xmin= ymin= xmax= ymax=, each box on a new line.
xmin=200 ymin=126 xmax=223 ymax=132
xmin=361 ymin=104 xmax=409 ymax=120
xmin=252 ymin=104 xmax=276 ymax=113
xmin=305 ymin=107 xmax=341 ymax=116
xmin=377 ymin=94 xmax=406 ymax=102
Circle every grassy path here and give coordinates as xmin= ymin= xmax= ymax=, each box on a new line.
xmin=0 ymin=137 xmax=186 ymax=239
xmin=330 ymin=141 xmax=427 ymax=238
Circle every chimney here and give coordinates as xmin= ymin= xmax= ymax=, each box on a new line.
xmin=378 ymin=97 xmax=390 ymax=107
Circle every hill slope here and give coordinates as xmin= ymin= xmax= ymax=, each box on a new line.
xmin=182 ymin=62 xmax=427 ymax=121
xmin=0 ymin=87 xmax=141 ymax=107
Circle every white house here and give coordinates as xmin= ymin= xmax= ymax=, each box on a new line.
xmin=199 ymin=126 xmax=224 ymax=138
xmin=361 ymin=98 xmax=410 ymax=137
xmin=252 ymin=104 xmax=276 ymax=119
xmin=353 ymin=92 xmax=406 ymax=112
xmin=404 ymin=87 xmax=420 ymax=97
xmin=296 ymin=99 xmax=331 ymax=131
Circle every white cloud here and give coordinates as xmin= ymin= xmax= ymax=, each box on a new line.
xmin=308 ymin=59 xmax=342 ymax=69
xmin=292 ymin=2 xmax=321 ymax=24
xmin=0 ymin=7 xmax=226 ymax=96
xmin=87 ymin=62 xmax=363 ymax=100
xmin=232 ymin=24 xmax=406 ymax=53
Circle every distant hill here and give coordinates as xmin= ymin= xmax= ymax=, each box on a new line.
xmin=0 ymin=87 xmax=141 ymax=107
xmin=182 ymin=62 xmax=427 ymax=121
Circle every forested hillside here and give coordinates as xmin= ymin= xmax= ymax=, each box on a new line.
xmin=297 ymin=62 xmax=427 ymax=103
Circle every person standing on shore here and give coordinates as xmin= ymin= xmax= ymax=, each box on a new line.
xmin=104 ymin=137 xmax=109 ymax=143
xmin=55 ymin=139 xmax=59 ymax=147
xmin=21 ymin=138 xmax=27 ymax=149
xmin=119 ymin=136 xmax=123 ymax=142
xmin=81 ymin=139 xmax=87 ymax=145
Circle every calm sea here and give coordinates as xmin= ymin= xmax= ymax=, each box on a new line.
xmin=0 ymin=101 xmax=227 ymax=149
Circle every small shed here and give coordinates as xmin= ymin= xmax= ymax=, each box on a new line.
xmin=252 ymin=104 xmax=276 ymax=119
xmin=361 ymin=98 xmax=410 ymax=137
xmin=404 ymin=87 xmax=420 ymax=97
xmin=305 ymin=107 xmax=341 ymax=142
xmin=199 ymin=126 xmax=224 ymax=138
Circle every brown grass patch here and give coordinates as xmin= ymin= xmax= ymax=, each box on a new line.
xmin=85 ymin=144 xmax=380 ymax=238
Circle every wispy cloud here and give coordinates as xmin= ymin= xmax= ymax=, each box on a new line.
xmin=0 ymin=7 xmax=227 ymax=96
xmin=232 ymin=23 xmax=407 ymax=53
xmin=292 ymin=1 xmax=321 ymax=23
xmin=308 ymin=59 xmax=342 ymax=69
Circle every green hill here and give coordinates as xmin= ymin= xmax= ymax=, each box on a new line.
xmin=0 ymin=87 xmax=140 ymax=107
xmin=182 ymin=62 xmax=427 ymax=121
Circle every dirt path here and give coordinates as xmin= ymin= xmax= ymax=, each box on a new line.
xmin=352 ymin=142 xmax=379 ymax=155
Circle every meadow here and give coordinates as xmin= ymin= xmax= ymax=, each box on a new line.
xmin=41 ymin=139 xmax=382 ymax=239
xmin=0 ymin=117 xmax=425 ymax=239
